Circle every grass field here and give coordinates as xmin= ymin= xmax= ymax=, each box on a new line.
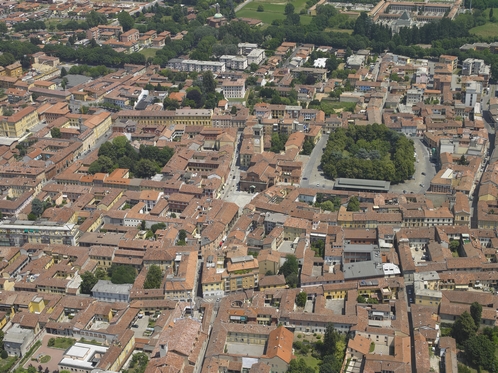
xmin=139 ymin=48 xmax=158 ymax=59
xmin=296 ymin=353 xmax=321 ymax=370
xmin=470 ymin=22 xmax=498 ymax=38
xmin=50 ymin=337 xmax=76 ymax=349
xmin=236 ymin=0 xmax=312 ymax=25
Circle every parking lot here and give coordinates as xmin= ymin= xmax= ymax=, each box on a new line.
xmin=131 ymin=315 xmax=152 ymax=337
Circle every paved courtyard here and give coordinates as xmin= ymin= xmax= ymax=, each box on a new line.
xmin=325 ymin=299 xmax=345 ymax=315
xmin=23 ymin=334 xmax=66 ymax=373
xmin=226 ymin=342 xmax=265 ymax=356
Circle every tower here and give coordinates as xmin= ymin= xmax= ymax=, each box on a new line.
xmin=253 ymin=124 xmax=263 ymax=154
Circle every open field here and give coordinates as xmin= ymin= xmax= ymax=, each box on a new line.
xmin=236 ymin=0 xmax=312 ymax=24
xmin=139 ymin=48 xmax=158 ymax=59
xmin=470 ymin=9 xmax=498 ymax=37
xmin=470 ymin=22 xmax=498 ymax=38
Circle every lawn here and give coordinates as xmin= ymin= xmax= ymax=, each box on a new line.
xmin=296 ymin=353 xmax=321 ymax=371
xmin=320 ymin=100 xmax=357 ymax=110
xmin=324 ymin=28 xmax=353 ymax=34
xmin=139 ymin=48 xmax=158 ymax=59
xmin=470 ymin=21 xmax=498 ymax=38
xmin=49 ymin=337 xmax=76 ymax=349
xmin=236 ymin=0 xmax=312 ymax=25
xmin=0 ymin=356 xmax=17 ymax=372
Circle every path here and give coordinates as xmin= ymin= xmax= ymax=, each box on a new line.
xmin=235 ymin=0 xmax=253 ymax=13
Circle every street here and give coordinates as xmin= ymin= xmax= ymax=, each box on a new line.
xmin=300 ymin=134 xmax=435 ymax=194
xmin=221 ymin=133 xmax=256 ymax=211
xmin=300 ymin=134 xmax=335 ymax=189
xmin=389 ymin=137 xmax=436 ymax=195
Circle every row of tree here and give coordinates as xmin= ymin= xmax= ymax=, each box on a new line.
xmin=320 ymin=124 xmax=415 ymax=183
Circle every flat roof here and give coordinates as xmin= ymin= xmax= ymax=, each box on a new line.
xmin=334 ymin=178 xmax=390 ymax=192
xmin=92 ymin=280 xmax=132 ymax=295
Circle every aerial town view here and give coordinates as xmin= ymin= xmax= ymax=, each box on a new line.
xmin=0 ymin=0 xmax=498 ymax=371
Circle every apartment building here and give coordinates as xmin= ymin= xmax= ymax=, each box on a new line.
xmin=0 ymin=219 xmax=81 ymax=246
xmin=167 ymin=59 xmax=226 ymax=73
xmin=225 ymin=256 xmax=259 ymax=293
xmin=247 ymin=49 xmax=266 ymax=65
xmin=0 ymin=106 xmax=39 ymax=137
xmin=120 ymin=29 xmax=139 ymax=43
xmin=222 ymin=79 xmax=246 ymax=99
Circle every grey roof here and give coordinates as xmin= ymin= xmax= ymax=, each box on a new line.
xmin=344 ymin=244 xmax=379 ymax=253
xmin=343 ymin=260 xmax=384 ymax=280
xmin=4 ymin=325 xmax=34 ymax=344
xmin=334 ymin=178 xmax=390 ymax=192
xmin=91 ymin=280 xmax=132 ymax=295
xmin=399 ymin=11 xmax=411 ymax=20
xmin=53 ymin=74 xmax=92 ymax=89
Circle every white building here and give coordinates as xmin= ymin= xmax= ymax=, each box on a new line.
xmin=247 ymin=49 xmax=266 ymax=65
xmin=222 ymin=79 xmax=246 ymax=99
xmin=462 ymin=58 xmax=485 ymax=76
xmin=406 ymin=88 xmax=424 ymax=105
xmin=219 ymin=55 xmax=248 ymax=70
xmin=59 ymin=343 xmax=109 ymax=373
xmin=465 ymin=81 xmax=481 ymax=107
xmin=4 ymin=325 xmax=34 ymax=357
xmin=167 ymin=59 xmax=225 ymax=73
xmin=238 ymin=43 xmax=258 ymax=55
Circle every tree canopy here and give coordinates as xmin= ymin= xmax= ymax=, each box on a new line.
xmin=110 ymin=264 xmax=137 ymax=284
xmin=321 ymin=124 xmax=415 ymax=183
xmin=88 ymin=137 xmax=173 ymax=178
xmin=464 ymin=334 xmax=496 ymax=371
xmin=452 ymin=311 xmax=476 ymax=345
xmin=118 ymin=11 xmax=135 ymax=32
xmin=470 ymin=302 xmax=482 ymax=330
xmin=31 ymin=198 xmax=44 ymax=217
xmin=279 ymin=254 xmax=299 ymax=288
xmin=296 ymin=291 xmax=307 ymax=307
xmin=144 ymin=265 xmax=163 ymax=289
xmin=80 ymin=271 xmax=98 ymax=294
